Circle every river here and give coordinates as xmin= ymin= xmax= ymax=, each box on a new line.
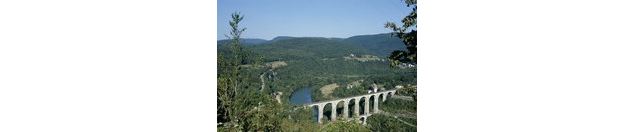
xmin=289 ymin=87 xmax=313 ymax=105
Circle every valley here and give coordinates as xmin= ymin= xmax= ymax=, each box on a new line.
xmin=218 ymin=33 xmax=416 ymax=131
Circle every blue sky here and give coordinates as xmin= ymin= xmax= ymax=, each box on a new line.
xmin=217 ymin=0 xmax=412 ymax=40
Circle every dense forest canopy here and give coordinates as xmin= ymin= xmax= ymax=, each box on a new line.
xmin=218 ymin=34 xmax=415 ymax=102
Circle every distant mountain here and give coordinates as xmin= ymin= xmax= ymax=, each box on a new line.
xmin=343 ymin=33 xmax=406 ymax=57
xmin=327 ymin=37 xmax=345 ymax=41
xmin=270 ymin=36 xmax=340 ymax=42
xmin=217 ymin=38 xmax=269 ymax=45
xmin=242 ymin=38 xmax=269 ymax=44
xmin=270 ymin=36 xmax=296 ymax=42
xmin=217 ymin=33 xmax=407 ymax=58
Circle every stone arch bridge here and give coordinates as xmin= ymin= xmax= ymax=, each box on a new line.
xmin=305 ymin=89 xmax=397 ymax=124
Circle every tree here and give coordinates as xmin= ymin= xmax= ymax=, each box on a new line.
xmin=385 ymin=0 xmax=417 ymax=102
xmin=320 ymin=120 xmax=371 ymax=132
xmin=218 ymin=12 xmax=285 ymax=132
xmin=366 ymin=114 xmax=417 ymax=131
xmin=385 ymin=0 xmax=417 ymax=67
xmin=217 ymin=12 xmax=246 ymax=130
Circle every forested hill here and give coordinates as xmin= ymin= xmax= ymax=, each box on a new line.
xmin=270 ymin=36 xmax=296 ymax=42
xmin=250 ymin=37 xmax=372 ymax=60
xmin=342 ymin=33 xmax=406 ymax=57
xmin=217 ymin=38 xmax=269 ymax=45
xmin=217 ymin=33 xmax=415 ymax=102
xmin=217 ymin=33 xmax=405 ymax=57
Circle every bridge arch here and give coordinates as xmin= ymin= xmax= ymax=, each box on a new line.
xmin=304 ymin=89 xmax=398 ymax=124
xmin=359 ymin=117 xmax=365 ymax=123
xmin=358 ymin=96 xmax=367 ymax=115
xmin=369 ymin=95 xmax=376 ymax=113
xmin=322 ymin=103 xmax=334 ymax=122
xmin=335 ymin=100 xmax=347 ymax=119
xmin=347 ymin=98 xmax=357 ymax=118
xmin=379 ymin=93 xmax=385 ymax=102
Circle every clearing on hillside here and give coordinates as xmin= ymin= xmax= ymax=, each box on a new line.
xmin=266 ymin=61 xmax=288 ymax=69
xmin=320 ymin=83 xmax=339 ymax=98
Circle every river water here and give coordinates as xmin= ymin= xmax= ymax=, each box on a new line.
xmin=289 ymin=87 xmax=313 ymax=105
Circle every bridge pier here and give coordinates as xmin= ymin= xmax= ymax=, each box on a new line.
xmin=330 ymin=102 xmax=336 ymax=121
xmin=382 ymin=93 xmax=387 ymax=102
xmin=364 ymin=96 xmax=370 ymax=115
xmin=353 ymin=98 xmax=359 ymax=117
xmin=343 ymin=101 xmax=349 ymax=119
xmin=317 ymin=104 xmax=324 ymax=124
xmin=373 ymin=95 xmax=379 ymax=113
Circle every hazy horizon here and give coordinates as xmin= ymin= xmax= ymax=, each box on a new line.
xmin=216 ymin=32 xmax=395 ymax=41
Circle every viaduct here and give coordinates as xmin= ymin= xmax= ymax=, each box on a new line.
xmin=304 ymin=89 xmax=397 ymax=124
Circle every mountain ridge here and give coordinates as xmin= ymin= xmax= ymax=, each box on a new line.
xmin=217 ymin=33 xmax=406 ymax=57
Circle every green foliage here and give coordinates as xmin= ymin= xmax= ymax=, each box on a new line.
xmin=398 ymin=85 xmax=417 ymax=101
xmin=385 ymin=0 xmax=417 ymax=66
xmin=238 ymin=97 xmax=283 ymax=131
xmin=218 ymin=12 xmax=284 ymax=131
xmin=384 ymin=0 xmax=418 ymax=105
xmin=381 ymin=99 xmax=417 ymax=115
xmin=221 ymin=36 xmax=417 ymax=102
xmin=363 ymin=95 xmax=417 ymax=132
xmin=320 ymin=120 xmax=371 ymax=132
xmin=281 ymin=108 xmax=320 ymax=131
xmin=217 ymin=12 xmax=247 ymax=126
xmin=217 ymin=38 xmax=268 ymax=46
xmin=366 ymin=114 xmax=417 ymax=132
xmin=252 ymin=37 xmax=372 ymax=60
xmin=401 ymin=117 xmax=417 ymax=125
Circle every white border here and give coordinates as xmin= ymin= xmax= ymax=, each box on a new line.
xmin=1 ymin=0 xmax=217 ymax=131
xmin=421 ymin=0 xmax=635 ymax=131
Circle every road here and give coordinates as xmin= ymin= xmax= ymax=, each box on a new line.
xmin=259 ymin=72 xmax=265 ymax=91
xmin=259 ymin=69 xmax=273 ymax=91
